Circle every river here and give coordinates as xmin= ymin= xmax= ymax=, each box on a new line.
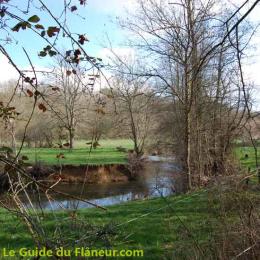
xmin=4 ymin=157 xmax=183 ymax=210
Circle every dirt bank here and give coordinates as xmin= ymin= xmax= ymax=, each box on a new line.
xmin=27 ymin=164 xmax=131 ymax=184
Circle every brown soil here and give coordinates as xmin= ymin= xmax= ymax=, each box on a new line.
xmin=44 ymin=164 xmax=131 ymax=184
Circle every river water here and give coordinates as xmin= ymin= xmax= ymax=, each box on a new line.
xmin=5 ymin=157 xmax=183 ymax=210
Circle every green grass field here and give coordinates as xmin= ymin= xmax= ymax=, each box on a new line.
xmin=0 ymin=145 xmax=258 ymax=259
xmin=20 ymin=139 xmax=133 ymax=166
xmin=20 ymin=139 xmax=259 ymax=168
xmin=0 ymin=187 xmax=258 ymax=259
xmin=234 ymin=146 xmax=260 ymax=170
xmin=0 ymin=191 xmax=219 ymax=258
xmin=234 ymin=146 xmax=259 ymax=184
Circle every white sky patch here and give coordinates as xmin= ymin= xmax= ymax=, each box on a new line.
xmin=98 ymin=47 xmax=136 ymax=63
xmin=22 ymin=66 xmax=53 ymax=84
xmin=88 ymin=0 xmax=138 ymax=15
xmin=98 ymin=70 xmax=113 ymax=91
xmin=244 ymin=60 xmax=260 ymax=110
xmin=97 ymin=47 xmax=137 ymax=90
xmin=0 ymin=54 xmax=19 ymax=83
xmin=0 ymin=54 xmax=53 ymax=85
xmin=97 ymin=47 xmax=133 ymax=90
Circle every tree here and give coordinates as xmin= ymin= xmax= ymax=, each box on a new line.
xmin=45 ymin=56 xmax=91 ymax=149
xmin=116 ymin=0 xmax=257 ymax=188
xmin=0 ymin=0 xmax=109 ymax=253
xmin=107 ymin=55 xmax=155 ymax=157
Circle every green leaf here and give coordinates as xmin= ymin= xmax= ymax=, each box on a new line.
xmin=12 ymin=21 xmax=30 ymax=32
xmin=39 ymin=51 xmax=47 ymax=57
xmin=0 ymin=10 xmax=5 ymax=18
xmin=28 ymin=15 xmax=40 ymax=23
xmin=43 ymin=45 xmax=52 ymax=51
xmin=12 ymin=23 xmax=21 ymax=32
xmin=49 ymin=50 xmax=57 ymax=57
xmin=21 ymin=21 xmax=31 ymax=30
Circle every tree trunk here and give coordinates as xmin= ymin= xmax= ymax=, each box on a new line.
xmin=69 ymin=128 xmax=74 ymax=149
xmin=186 ymin=106 xmax=192 ymax=190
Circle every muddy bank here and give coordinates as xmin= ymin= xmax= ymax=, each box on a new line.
xmin=27 ymin=164 xmax=131 ymax=184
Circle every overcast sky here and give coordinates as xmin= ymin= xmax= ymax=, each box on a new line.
xmin=0 ymin=0 xmax=259 ymax=107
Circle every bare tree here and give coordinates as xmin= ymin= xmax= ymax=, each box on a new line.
xmin=108 ymin=56 xmax=155 ymax=158
xmin=116 ymin=0 xmax=257 ymax=188
xmin=45 ymin=56 xmax=92 ymax=149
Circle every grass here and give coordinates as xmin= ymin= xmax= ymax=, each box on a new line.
xmin=20 ymin=139 xmax=133 ymax=166
xmin=0 ymin=145 xmax=259 ymax=259
xmin=234 ymin=146 xmax=260 ymax=170
xmin=1 ymin=187 xmax=258 ymax=259
xmin=0 ymin=190 xmax=215 ymax=259
xmin=234 ymin=146 xmax=260 ymax=184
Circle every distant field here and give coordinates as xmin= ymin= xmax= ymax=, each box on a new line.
xmin=21 ymin=139 xmax=133 ymax=166
xmin=18 ymin=141 xmax=260 ymax=169
xmin=234 ymin=146 xmax=260 ymax=170
xmin=235 ymin=146 xmax=260 ymax=184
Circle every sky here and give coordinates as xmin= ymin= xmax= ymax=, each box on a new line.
xmin=0 ymin=0 xmax=133 ymax=69
xmin=0 ymin=0 xmax=133 ymax=78
xmin=0 ymin=0 xmax=260 ymax=107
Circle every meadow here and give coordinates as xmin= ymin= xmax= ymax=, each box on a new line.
xmin=20 ymin=139 xmax=133 ymax=166
xmin=0 ymin=144 xmax=258 ymax=259
xmin=234 ymin=146 xmax=260 ymax=169
xmin=0 ymin=186 xmax=258 ymax=259
xmin=0 ymin=190 xmax=229 ymax=258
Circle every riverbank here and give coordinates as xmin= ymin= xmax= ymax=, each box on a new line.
xmin=29 ymin=164 xmax=131 ymax=184
xmin=0 ymin=190 xmax=220 ymax=256
xmin=0 ymin=146 xmax=258 ymax=258
xmin=0 ymin=180 xmax=259 ymax=259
